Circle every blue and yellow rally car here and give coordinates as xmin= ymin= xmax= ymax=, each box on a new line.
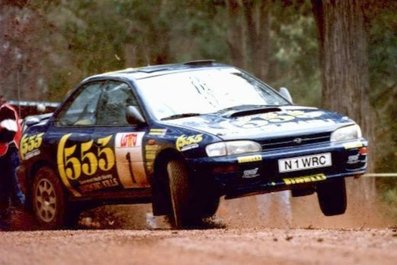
xmin=18 ymin=60 xmax=368 ymax=229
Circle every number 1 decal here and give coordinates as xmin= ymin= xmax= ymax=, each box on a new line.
xmin=115 ymin=132 xmax=149 ymax=188
xmin=126 ymin=152 xmax=137 ymax=183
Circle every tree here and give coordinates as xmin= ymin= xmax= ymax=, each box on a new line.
xmin=225 ymin=0 xmax=271 ymax=81
xmin=312 ymin=0 xmax=374 ymax=145
xmin=0 ymin=2 xmax=50 ymax=100
xmin=311 ymin=0 xmax=376 ymax=204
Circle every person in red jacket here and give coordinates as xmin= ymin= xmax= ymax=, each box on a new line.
xmin=0 ymin=94 xmax=26 ymax=230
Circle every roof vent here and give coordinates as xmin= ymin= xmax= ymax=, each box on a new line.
xmin=184 ymin=60 xmax=215 ymax=66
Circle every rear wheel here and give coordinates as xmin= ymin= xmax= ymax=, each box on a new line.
xmin=32 ymin=167 xmax=78 ymax=229
xmin=317 ymin=178 xmax=347 ymax=216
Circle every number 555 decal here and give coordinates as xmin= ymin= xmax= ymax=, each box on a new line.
xmin=20 ymin=133 xmax=44 ymax=160
xmin=57 ymin=134 xmax=115 ymax=196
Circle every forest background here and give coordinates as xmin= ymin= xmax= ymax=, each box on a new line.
xmin=0 ymin=0 xmax=396 ymax=223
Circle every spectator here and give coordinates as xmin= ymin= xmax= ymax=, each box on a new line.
xmin=0 ymin=94 xmax=26 ymax=230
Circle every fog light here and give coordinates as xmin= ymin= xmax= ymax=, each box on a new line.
xmin=359 ymin=147 xmax=368 ymax=155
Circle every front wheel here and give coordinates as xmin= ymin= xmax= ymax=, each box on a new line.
xmin=32 ymin=167 xmax=78 ymax=229
xmin=166 ymin=159 xmax=190 ymax=228
xmin=316 ymin=178 xmax=347 ymax=216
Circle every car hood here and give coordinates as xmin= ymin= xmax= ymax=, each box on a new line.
xmin=163 ymin=106 xmax=354 ymax=140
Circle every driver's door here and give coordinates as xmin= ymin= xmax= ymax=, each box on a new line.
xmin=93 ymin=80 xmax=150 ymax=192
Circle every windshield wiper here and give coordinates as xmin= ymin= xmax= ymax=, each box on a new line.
xmin=161 ymin=113 xmax=202 ymax=120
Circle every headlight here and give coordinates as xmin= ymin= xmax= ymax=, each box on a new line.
xmin=331 ymin=124 xmax=362 ymax=142
xmin=206 ymin=141 xmax=262 ymax=157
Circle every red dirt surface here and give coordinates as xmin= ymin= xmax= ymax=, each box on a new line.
xmin=1 ymin=177 xmax=396 ymax=265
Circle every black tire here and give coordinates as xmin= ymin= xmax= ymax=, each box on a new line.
xmin=196 ymin=195 xmax=220 ymax=218
xmin=166 ymin=159 xmax=190 ymax=228
xmin=32 ymin=167 xmax=77 ymax=229
xmin=316 ymin=178 xmax=347 ymax=216
xmin=291 ymin=188 xmax=314 ymax=197
xmin=191 ymin=182 xmax=220 ymax=218
xmin=166 ymin=158 xmax=220 ymax=228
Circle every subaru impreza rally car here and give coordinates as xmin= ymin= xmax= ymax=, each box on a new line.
xmin=17 ymin=60 xmax=368 ymax=229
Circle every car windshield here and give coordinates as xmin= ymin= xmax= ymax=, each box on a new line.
xmin=135 ymin=68 xmax=290 ymax=120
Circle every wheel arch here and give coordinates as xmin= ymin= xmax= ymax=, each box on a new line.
xmin=150 ymin=148 xmax=186 ymax=216
xmin=26 ymin=159 xmax=71 ymax=203
xmin=153 ymin=148 xmax=186 ymax=181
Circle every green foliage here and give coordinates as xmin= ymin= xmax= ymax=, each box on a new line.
xmin=377 ymin=179 xmax=397 ymax=221
xmin=367 ymin=6 xmax=397 ymax=172
xmin=26 ymin=0 xmax=323 ymax=106
xmin=269 ymin=0 xmax=320 ymax=106
xmin=18 ymin=0 xmax=397 ymax=173
xmin=366 ymin=2 xmax=397 ymax=221
xmin=3 ymin=0 xmax=395 ymax=221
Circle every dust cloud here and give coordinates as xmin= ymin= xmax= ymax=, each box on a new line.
xmin=77 ymin=177 xmax=395 ymax=230
xmin=8 ymin=177 xmax=395 ymax=231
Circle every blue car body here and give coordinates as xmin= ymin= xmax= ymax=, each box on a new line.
xmin=17 ymin=61 xmax=368 ymax=228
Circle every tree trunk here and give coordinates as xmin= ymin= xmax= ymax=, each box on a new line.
xmin=225 ymin=0 xmax=245 ymax=67
xmin=0 ymin=4 xmax=48 ymax=101
xmin=242 ymin=0 xmax=271 ymax=80
xmin=312 ymin=0 xmax=374 ymax=152
xmin=226 ymin=0 xmax=271 ymax=81
xmin=312 ymin=0 xmax=376 ymax=206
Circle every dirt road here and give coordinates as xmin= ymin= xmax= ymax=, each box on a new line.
xmin=1 ymin=178 xmax=396 ymax=265
xmin=1 ymin=227 xmax=397 ymax=265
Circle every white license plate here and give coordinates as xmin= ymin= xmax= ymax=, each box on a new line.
xmin=278 ymin=153 xmax=332 ymax=173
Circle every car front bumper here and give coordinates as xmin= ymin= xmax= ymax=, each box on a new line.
xmin=187 ymin=140 xmax=368 ymax=199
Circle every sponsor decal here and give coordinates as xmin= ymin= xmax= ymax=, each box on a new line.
xmin=145 ymin=144 xmax=159 ymax=160
xmin=347 ymin=154 xmax=360 ymax=164
xmin=233 ymin=110 xmax=306 ymax=128
xmin=149 ymin=128 xmax=167 ymax=136
xmin=24 ymin=149 xmax=41 ymax=160
xmin=19 ymin=133 xmax=44 ymax=160
xmin=115 ymin=132 xmax=148 ymax=188
xmin=237 ymin=155 xmax=262 ymax=163
xmin=120 ymin=133 xmax=138 ymax=147
xmin=145 ymin=144 xmax=160 ymax=174
xmin=242 ymin=168 xmax=259 ymax=179
xmin=233 ymin=112 xmax=336 ymax=130
xmin=343 ymin=141 xmax=363 ymax=149
xmin=282 ymin=173 xmax=326 ymax=185
xmin=176 ymin=134 xmax=203 ymax=151
xmin=57 ymin=134 xmax=115 ymax=197
xmin=57 ymin=134 xmax=115 ymax=180
xmin=79 ymin=174 xmax=119 ymax=192
xmin=258 ymin=110 xmax=305 ymax=122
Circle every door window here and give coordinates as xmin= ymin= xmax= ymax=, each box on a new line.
xmin=96 ymin=81 xmax=138 ymax=126
xmin=55 ymin=82 xmax=103 ymax=126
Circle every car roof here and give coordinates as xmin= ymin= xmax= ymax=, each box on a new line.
xmin=83 ymin=60 xmax=232 ymax=82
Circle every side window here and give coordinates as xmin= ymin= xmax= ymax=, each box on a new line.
xmin=55 ymin=82 xmax=102 ymax=126
xmin=96 ymin=81 xmax=138 ymax=126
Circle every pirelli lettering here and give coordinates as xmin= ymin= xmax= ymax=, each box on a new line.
xmin=237 ymin=155 xmax=262 ymax=163
xmin=283 ymin=173 xmax=326 ymax=185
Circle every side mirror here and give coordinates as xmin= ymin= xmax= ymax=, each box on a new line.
xmin=126 ymin=106 xmax=145 ymax=125
xmin=24 ymin=117 xmax=41 ymax=127
xmin=279 ymin=87 xmax=293 ymax=103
